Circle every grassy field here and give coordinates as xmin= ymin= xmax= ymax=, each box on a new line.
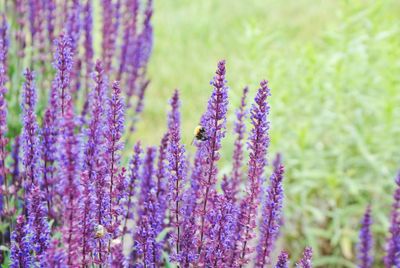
xmin=135 ymin=0 xmax=400 ymax=266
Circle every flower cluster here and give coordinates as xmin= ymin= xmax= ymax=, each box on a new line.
xmin=4 ymin=1 xmax=400 ymax=267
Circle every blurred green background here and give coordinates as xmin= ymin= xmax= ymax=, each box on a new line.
xmin=135 ymin=0 xmax=400 ymax=267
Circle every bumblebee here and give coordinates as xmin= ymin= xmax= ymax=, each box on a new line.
xmin=191 ymin=125 xmax=208 ymax=144
xmin=95 ymin=224 xmax=105 ymax=239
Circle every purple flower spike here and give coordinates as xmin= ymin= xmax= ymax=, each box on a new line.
xmin=194 ymin=60 xmax=229 ymax=258
xmin=111 ymin=242 xmax=126 ymax=267
xmin=133 ymin=147 xmax=161 ymax=266
xmin=275 ymin=251 xmax=289 ymax=268
xmin=14 ymin=0 xmax=27 ymax=58
xmin=81 ymin=60 xmax=107 ymax=265
xmin=227 ymin=86 xmax=248 ymax=201
xmin=296 ymin=247 xmax=313 ymax=268
xmin=0 ymin=13 xmax=8 ymax=69
xmin=0 ymin=13 xmax=9 ymax=216
xmin=122 ymin=142 xmax=142 ymax=241
xmin=80 ymin=171 xmax=96 ymax=266
xmin=21 ymin=69 xmax=41 ymax=189
xmin=167 ymin=90 xmax=187 ymax=263
xmin=204 ymin=194 xmax=238 ymax=267
xmin=256 ymin=157 xmax=285 ymax=267
xmin=83 ymin=0 xmax=94 ymax=71
xmin=59 ymin=101 xmax=82 ymax=266
xmin=101 ymin=0 xmax=121 ymax=72
xmin=137 ymin=0 xmax=153 ymax=69
xmin=10 ymin=215 xmax=33 ymax=268
xmin=44 ymin=239 xmax=67 ymax=268
xmin=385 ymin=172 xmax=400 ymax=267
xmin=117 ymin=0 xmax=139 ymax=81
xmin=42 ymin=83 xmax=60 ymax=218
xmin=53 ymin=33 xmax=73 ymax=116
xmin=46 ymin=0 xmax=56 ymax=45
xmin=235 ymin=80 xmax=271 ymax=266
xmin=358 ymin=205 xmax=373 ymax=268
xmin=105 ymin=81 xmax=125 ymax=229
xmin=28 ymin=185 xmax=50 ymax=262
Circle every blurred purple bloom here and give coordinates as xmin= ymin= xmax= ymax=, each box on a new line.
xmin=122 ymin=142 xmax=142 ymax=239
xmin=101 ymin=0 xmax=121 ymax=72
xmin=59 ymin=102 xmax=82 ymax=266
xmin=235 ymin=80 xmax=271 ymax=265
xmin=41 ymin=83 xmax=60 ymax=217
xmin=27 ymin=184 xmax=50 ymax=263
xmin=46 ymin=0 xmax=56 ymax=44
xmin=14 ymin=0 xmax=27 ymax=58
xmin=0 ymin=13 xmax=8 ymax=216
xmin=111 ymin=242 xmax=126 ymax=267
xmin=167 ymin=90 xmax=187 ymax=262
xmin=133 ymin=147 xmax=161 ymax=266
xmin=155 ymin=132 xmax=169 ymax=228
xmin=358 ymin=205 xmax=373 ymax=268
xmin=10 ymin=215 xmax=33 ymax=268
xmin=118 ymin=0 xmax=139 ymax=80
xmin=205 ymin=194 xmax=238 ymax=267
xmin=53 ymin=33 xmax=73 ymax=116
xmin=296 ymin=247 xmax=313 ymax=268
xmin=21 ymin=69 xmax=41 ymax=189
xmin=226 ymin=86 xmax=248 ymax=201
xmin=80 ymin=171 xmax=96 ymax=266
xmin=257 ymin=157 xmax=285 ymax=266
xmin=105 ymin=81 xmax=125 ymax=237
xmin=44 ymin=239 xmax=67 ymax=268
xmin=275 ymin=251 xmax=290 ymax=268
xmin=83 ymin=0 xmax=94 ymax=70
xmin=385 ymin=172 xmax=400 ymax=267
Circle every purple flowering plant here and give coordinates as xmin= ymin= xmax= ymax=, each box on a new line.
xmin=0 ymin=1 xmax=398 ymax=268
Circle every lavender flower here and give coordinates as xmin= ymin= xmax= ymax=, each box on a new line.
xmin=117 ymin=0 xmax=139 ymax=81
xmin=122 ymin=142 xmax=142 ymax=241
xmin=80 ymin=60 xmax=107 ymax=265
xmin=44 ymin=239 xmax=67 ymax=268
xmin=137 ymin=0 xmax=153 ymax=69
xmin=41 ymin=83 xmax=59 ymax=217
xmin=358 ymin=205 xmax=373 ymax=268
xmin=194 ymin=60 xmax=229 ymax=258
xmin=79 ymin=171 xmax=96 ymax=266
xmin=296 ymin=247 xmax=313 ymax=268
xmin=101 ymin=0 xmax=121 ymax=72
xmin=83 ymin=0 xmax=94 ymax=89
xmin=59 ymin=101 xmax=81 ymax=266
xmin=204 ymin=195 xmax=238 ymax=267
xmin=226 ymin=86 xmax=248 ymax=201
xmin=53 ymin=33 xmax=73 ymax=116
xmin=0 ymin=13 xmax=8 ymax=215
xmin=256 ymin=156 xmax=285 ymax=266
xmin=275 ymin=251 xmax=289 ymax=268
xmin=14 ymin=0 xmax=27 ymax=58
xmin=65 ymin=0 xmax=81 ymax=52
xmin=21 ymin=69 xmax=41 ymax=189
xmin=111 ymin=242 xmax=126 ymax=267
xmin=167 ymin=90 xmax=187 ymax=262
xmin=133 ymin=147 xmax=161 ymax=266
xmin=235 ymin=80 xmax=271 ymax=266
xmin=10 ymin=215 xmax=33 ymax=268
xmin=11 ymin=136 xmax=20 ymax=187
xmin=155 ymin=132 xmax=169 ymax=228
xmin=46 ymin=0 xmax=56 ymax=45
xmin=105 ymin=81 xmax=125 ymax=237
xmin=385 ymin=172 xmax=400 ymax=267
xmin=28 ymin=184 xmax=50 ymax=262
